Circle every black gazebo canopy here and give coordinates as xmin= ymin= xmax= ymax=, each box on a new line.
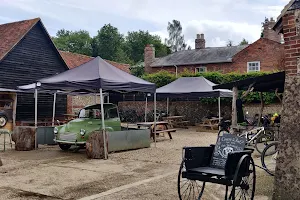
xmin=19 ymin=56 xmax=156 ymax=93
xmin=156 ymin=77 xmax=232 ymax=97
xmin=213 ymin=71 xmax=285 ymax=93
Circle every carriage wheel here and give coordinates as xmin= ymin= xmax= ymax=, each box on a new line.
xmin=178 ymin=160 xmax=205 ymax=200
xmin=229 ymin=156 xmax=256 ymax=200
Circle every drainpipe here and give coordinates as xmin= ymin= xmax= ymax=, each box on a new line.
xmin=174 ymin=65 xmax=178 ymax=77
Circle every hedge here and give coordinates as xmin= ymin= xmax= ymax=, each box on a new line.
xmin=142 ymin=70 xmax=281 ymax=104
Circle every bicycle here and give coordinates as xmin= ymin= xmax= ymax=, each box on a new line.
xmin=218 ymin=116 xmax=275 ymax=154
xmin=261 ymin=141 xmax=278 ymax=176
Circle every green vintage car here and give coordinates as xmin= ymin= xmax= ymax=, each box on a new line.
xmin=54 ymin=103 xmax=121 ymax=150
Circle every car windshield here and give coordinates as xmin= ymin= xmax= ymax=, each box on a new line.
xmin=79 ymin=108 xmax=101 ymax=119
xmin=79 ymin=107 xmax=118 ymax=119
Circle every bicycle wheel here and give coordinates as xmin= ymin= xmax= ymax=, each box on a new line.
xmin=178 ymin=160 xmax=205 ymax=200
xmin=255 ymin=131 xmax=275 ymax=154
xmin=261 ymin=142 xmax=279 ymax=176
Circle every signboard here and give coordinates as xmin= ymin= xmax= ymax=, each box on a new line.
xmin=210 ymin=134 xmax=246 ymax=169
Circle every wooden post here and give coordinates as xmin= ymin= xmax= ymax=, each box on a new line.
xmin=258 ymin=92 xmax=264 ymax=126
xmin=231 ymin=87 xmax=238 ymax=128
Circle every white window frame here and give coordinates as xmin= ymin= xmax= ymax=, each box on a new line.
xmin=195 ymin=66 xmax=207 ymax=73
xmin=247 ymin=61 xmax=260 ymax=72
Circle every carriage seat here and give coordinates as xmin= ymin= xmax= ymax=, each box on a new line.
xmin=188 ymin=167 xmax=225 ymax=176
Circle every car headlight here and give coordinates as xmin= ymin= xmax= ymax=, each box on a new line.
xmin=80 ymin=129 xmax=86 ymax=136
xmin=54 ymin=127 xmax=58 ymax=134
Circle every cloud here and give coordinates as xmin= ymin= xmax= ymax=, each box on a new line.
xmin=0 ymin=0 xmax=288 ymax=48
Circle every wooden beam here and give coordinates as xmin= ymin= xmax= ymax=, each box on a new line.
xmin=258 ymin=92 xmax=265 ymax=126
xmin=241 ymin=83 xmax=254 ymax=99
xmin=231 ymin=87 xmax=238 ymax=128
xmin=275 ymin=88 xmax=282 ymax=103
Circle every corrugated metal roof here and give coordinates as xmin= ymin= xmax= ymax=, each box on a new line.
xmin=150 ymin=45 xmax=248 ymax=67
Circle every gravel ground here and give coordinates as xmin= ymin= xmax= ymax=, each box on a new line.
xmin=0 ymin=128 xmax=273 ymax=200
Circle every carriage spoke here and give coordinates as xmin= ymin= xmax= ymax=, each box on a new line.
xmin=182 ymin=182 xmax=191 ymax=199
xmin=192 ymin=182 xmax=196 ymax=200
xmin=181 ymin=180 xmax=189 ymax=189
xmin=187 ymin=184 xmax=192 ymax=199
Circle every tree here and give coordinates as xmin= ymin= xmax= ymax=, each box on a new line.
xmin=124 ymin=30 xmax=170 ymax=63
xmin=239 ymin=38 xmax=249 ymax=45
xmin=166 ymin=20 xmax=187 ymax=52
xmin=187 ymin=45 xmax=192 ymax=50
xmin=52 ymin=29 xmax=93 ymax=56
xmin=92 ymin=24 xmax=131 ymax=64
xmin=130 ymin=62 xmax=145 ymax=77
xmin=227 ymin=40 xmax=234 ymax=47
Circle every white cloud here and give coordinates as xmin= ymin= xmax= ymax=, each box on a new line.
xmin=0 ymin=0 xmax=289 ymax=48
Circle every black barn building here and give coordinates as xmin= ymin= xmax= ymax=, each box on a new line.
xmin=0 ymin=18 xmax=68 ymax=121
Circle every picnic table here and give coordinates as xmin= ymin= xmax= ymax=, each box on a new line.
xmin=197 ymin=117 xmax=222 ymax=130
xmin=163 ymin=116 xmax=189 ymax=129
xmin=136 ymin=121 xmax=176 ymax=140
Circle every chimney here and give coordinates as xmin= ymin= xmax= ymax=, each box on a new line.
xmin=144 ymin=44 xmax=155 ymax=73
xmin=195 ymin=33 xmax=205 ymax=49
xmin=262 ymin=17 xmax=282 ymax=43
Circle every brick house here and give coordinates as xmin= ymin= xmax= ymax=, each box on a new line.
xmin=145 ymin=18 xmax=284 ymax=75
xmin=0 ymin=18 xmax=130 ymax=120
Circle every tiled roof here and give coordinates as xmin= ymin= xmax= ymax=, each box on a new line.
xmin=0 ymin=18 xmax=40 ymax=61
xmin=59 ymin=51 xmax=131 ymax=73
xmin=151 ymin=45 xmax=248 ymax=67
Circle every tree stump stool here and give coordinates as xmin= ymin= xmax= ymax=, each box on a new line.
xmin=12 ymin=126 xmax=36 ymax=151
xmin=86 ymin=131 xmax=108 ymax=159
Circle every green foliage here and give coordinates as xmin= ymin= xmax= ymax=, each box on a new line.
xmin=92 ymin=24 xmax=131 ymax=64
xmin=124 ymin=30 xmax=170 ymax=63
xmin=52 ymin=29 xmax=93 ymax=56
xmin=130 ymin=63 xmax=145 ymax=77
xmin=239 ymin=38 xmax=249 ymax=45
xmin=143 ymin=70 xmax=279 ymax=104
xmin=53 ymin=25 xmax=171 ymax=66
xmin=142 ymin=71 xmax=176 ymax=88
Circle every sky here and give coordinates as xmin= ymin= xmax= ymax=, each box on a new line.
xmin=0 ymin=0 xmax=291 ymax=48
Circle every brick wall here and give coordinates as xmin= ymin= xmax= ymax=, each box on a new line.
xmin=150 ymin=62 xmax=234 ymax=74
xmin=67 ymin=95 xmax=101 ymax=114
xmin=282 ymin=10 xmax=299 ymax=75
xmin=232 ymin=38 xmax=285 ymax=72
xmin=148 ymin=38 xmax=284 ymax=74
xmin=144 ymin=44 xmax=155 ymax=73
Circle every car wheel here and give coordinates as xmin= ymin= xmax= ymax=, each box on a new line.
xmin=0 ymin=115 xmax=8 ymax=128
xmin=58 ymin=143 xmax=71 ymax=151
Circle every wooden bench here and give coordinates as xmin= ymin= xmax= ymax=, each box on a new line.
xmin=155 ymin=129 xmax=176 ymax=139
xmin=196 ymin=123 xmax=218 ymax=131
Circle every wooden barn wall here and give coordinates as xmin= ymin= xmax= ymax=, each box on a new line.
xmin=0 ymin=22 xmax=68 ymax=120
